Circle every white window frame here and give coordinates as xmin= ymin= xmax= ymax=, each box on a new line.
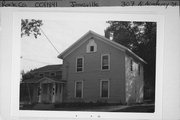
xmin=74 ymin=81 xmax=83 ymax=98
xmin=86 ymin=39 xmax=97 ymax=53
xmin=100 ymin=79 xmax=110 ymax=98
xmin=101 ymin=54 xmax=110 ymax=70
xmin=76 ymin=57 xmax=84 ymax=72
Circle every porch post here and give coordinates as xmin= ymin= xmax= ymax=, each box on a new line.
xmin=38 ymin=83 xmax=42 ymax=103
xmin=60 ymin=83 xmax=63 ymax=103
xmin=52 ymin=83 xmax=56 ymax=103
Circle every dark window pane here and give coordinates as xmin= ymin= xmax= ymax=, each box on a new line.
xmin=102 ymin=66 xmax=109 ymax=70
xmin=76 ymin=82 xmax=82 ymax=98
xmin=39 ymin=73 xmax=44 ymax=77
xmin=101 ymin=81 xmax=108 ymax=97
xmin=77 ymin=58 xmax=83 ymax=72
xmin=90 ymin=46 xmax=94 ymax=52
xmin=77 ymin=58 xmax=82 ymax=67
xmin=102 ymin=55 xmax=109 ymax=70
xmin=77 ymin=67 xmax=82 ymax=72
xmin=50 ymin=72 xmax=55 ymax=76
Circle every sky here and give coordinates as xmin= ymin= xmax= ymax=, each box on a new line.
xmin=21 ymin=19 xmax=109 ymax=72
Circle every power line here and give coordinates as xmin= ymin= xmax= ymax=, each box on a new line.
xmin=40 ymin=28 xmax=60 ymax=54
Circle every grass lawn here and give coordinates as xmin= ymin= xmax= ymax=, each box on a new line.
xmin=20 ymin=103 xmax=154 ymax=113
xmin=113 ymin=105 xmax=154 ymax=112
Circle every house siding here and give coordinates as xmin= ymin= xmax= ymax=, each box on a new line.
xmin=125 ymin=55 xmax=144 ymax=104
xmin=62 ymin=37 xmax=126 ymax=104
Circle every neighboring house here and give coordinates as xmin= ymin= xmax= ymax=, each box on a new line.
xmin=21 ymin=64 xmax=65 ymax=104
xmin=58 ymin=30 xmax=146 ymax=104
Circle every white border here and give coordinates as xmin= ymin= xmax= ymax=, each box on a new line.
xmin=10 ymin=7 xmax=164 ymax=119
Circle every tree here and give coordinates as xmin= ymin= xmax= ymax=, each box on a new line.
xmin=21 ymin=19 xmax=43 ymax=38
xmin=105 ymin=21 xmax=156 ymax=101
xmin=21 ymin=69 xmax=35 ymax=81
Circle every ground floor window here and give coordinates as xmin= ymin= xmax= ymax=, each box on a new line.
xmin=100 ymin=80 xmax=109 ymax=98
xmin=75 ymin=81 xmax=83 ymax=98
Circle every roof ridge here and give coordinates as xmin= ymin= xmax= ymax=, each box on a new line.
xmin=58 ymin=30 xmax=146 ymax=64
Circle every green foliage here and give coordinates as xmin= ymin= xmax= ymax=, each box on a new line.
xmin=21 ymin=69 xmax=35 ymax=80
xmin=105 ymin=21 xmax=156 ymax=101
xmin=21 ymin=19 xmax=43 ymax=38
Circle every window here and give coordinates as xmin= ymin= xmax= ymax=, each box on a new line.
xmin=101 ymin=54 xmax=110 ymax=70
xmin=100 ymin=80 xmax=109 ymax=98
xmin=90 ymin=46 xmax=94 ymax=52
xmin=50 ymin=72 xmax=56 ymax=77
xmin=75 ymin=81 xmax=83 ymax=98
xmin=39 ymin=73 xmax=44 ymax=77
xmin=76 ymin=57 xmax=84 ymax=72
xmin=86 ymin=39 xmax=97 ymax=53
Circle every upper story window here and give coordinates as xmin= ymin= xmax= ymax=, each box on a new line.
xmin=76 ymin=57 xmax=84 ymax=72
xmin=39 ymin=73 xmax=44 ymax=77
xmin=86 ymin=39 xmax=97 ymax=53
xmin=50 ymin=72 xmax=56 ymax=77
xmin=90 ymin=46 xmax=94 ymax=52
xmin=101 ymin=54 xmax=110 ymax=70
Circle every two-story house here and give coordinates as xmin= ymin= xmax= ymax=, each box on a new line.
xmin=58 ymin=31 xmax=146 ymax=104
xmin=20 ymin=64 xmax=65 ymax=104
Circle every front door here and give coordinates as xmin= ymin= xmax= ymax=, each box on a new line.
xmin=41 ymin=83 xmax=53 ymax=103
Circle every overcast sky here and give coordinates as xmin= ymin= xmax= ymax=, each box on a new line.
xmin=21 ymin=19 xmax=109 ymax=72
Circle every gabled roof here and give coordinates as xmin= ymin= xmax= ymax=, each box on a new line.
xmin=32 ymin=64 xmax=62 ymax=73
xmin=58 ymin=30 xmax=146 ymax=64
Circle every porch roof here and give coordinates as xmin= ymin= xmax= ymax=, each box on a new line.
xmin=22 ymin=77 xmax=66 ymax=84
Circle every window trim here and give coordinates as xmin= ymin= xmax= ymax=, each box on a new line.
xmin=101 ymin=54 xmax=110 ymax=71
xmin=76 ymin=57 xmax=84 ymax=72
xmin=86 ymin=39 xmax=97 ymax=53
xmin=74 ymin=81 xmax=83 ymax=98
xmin=100 ymin=79 xmax=110 ymax=98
